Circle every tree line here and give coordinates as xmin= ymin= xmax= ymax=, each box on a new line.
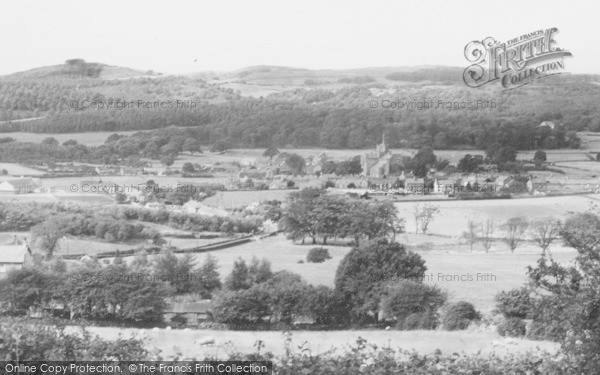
xmin=280 ymin=188 xmax=403 ymax=245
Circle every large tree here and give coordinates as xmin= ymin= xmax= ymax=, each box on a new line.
xmin=334 ymin=240 xmax=427 ymax=321
xmin=527 ymin=212 xmax=600 ymax=372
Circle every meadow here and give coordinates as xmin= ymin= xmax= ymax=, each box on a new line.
xmin=394 ymin=193 xmax=600 ymax=236
xmin=83 ymin=325 xmax=559 ymax=359
xmin=194 ymin=234 xmax=576 ymax=314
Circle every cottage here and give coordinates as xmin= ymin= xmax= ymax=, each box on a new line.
xmin=495 ymin=176 xmax=512 ymax=189
xmin=164 ymin=301 xmax=212 ymax=326
xmin=433 ymin=179 xmax=457 ymax=194
xmin=404 ymin=178 xmax=426 ymax=194
xmin=0 ymin=243 xmax=32 ymax=275
xmin=269 ymin=179 xmax=289 ymax=190
xmin=0 ymin=178 xmax=37 ymax=194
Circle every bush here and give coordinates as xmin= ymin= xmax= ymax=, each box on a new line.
xmin=442 ymin=301 xmax=481 ymax=331
xmin=494 ymin=287 xmax=532 ymax=319
xmin=306 ymin=247 xmax=332 ymax=263
xmin=402 ymin=312 xmax=438 ymax=330
xmin=170 ymin=313 xmax=188 ymax=327
xmin=380 ymin=280 xmax=446 ymax=329
xmin=0 ymin=322 xmax=148 ymax=361
xmin=305 ymin=285 xmax=348 ymax=325
xmin=497 ymin=317 xmax=527 ymax=337
xmin=212 ymin=271 xmax=311 ymax=326
xmin=210 ymin=287 xmax=271 ymax=325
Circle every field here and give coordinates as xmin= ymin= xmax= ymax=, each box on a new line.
xmin=202 ymin=190 xmax=291 ymax=208
xmin=395 ymin=194 xmax=600 ymax=236
xmin=0 ymin=162 xmax=44 ymax=175
xmin=83 ymin=326 xmax=559 ymax=359
xmin=196 ymin=234 xmax=576 ymax=314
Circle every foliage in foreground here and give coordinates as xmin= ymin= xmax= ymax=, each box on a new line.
xmin=0 ymin=322 xmax=578 ymax=374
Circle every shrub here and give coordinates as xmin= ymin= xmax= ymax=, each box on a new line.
xmin=212 ymin=270 xmax=311 ymax=326
xmin=402 ymin=312 xmax=438 ymax=330
xmin=305 ymin=285 xmax=348 ymax=325
xmin=442 ymin=301 xmax=481 ymax=331
xmin=306 ymin=247 xmax=332 ymax=263
xmin=210 ymin=287 xmax=271 ymax=324
xmin=380 ymin=280 xmax=446 ymax=329
xmin=0 ymin=323 xmax=148 ymax=361
xmin=494 ymin=287 xmax=532 ymax=319
xmin=170 ymin=313 xmax=188 ymax=327
xmin=497 ymin=317 xmax=527 ymax=337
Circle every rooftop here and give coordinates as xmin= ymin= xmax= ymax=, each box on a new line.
xmin=0 ymin=244 xmax=30 ymax=264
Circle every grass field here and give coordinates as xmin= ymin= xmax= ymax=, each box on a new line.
xmin=83 ymin=326 xmax=559 ymax=359
xmin=0 ymin=162 xmax=44 ymax=175
xmin=202 ymin=190 xmax=292 ymax=208
xmin=193 ymin=234 xmax=576 ymax=313
xmin=395 ymin=194 xmax=600 ymax=236
xmin=55 ymin=237 xmax=142 ymax=257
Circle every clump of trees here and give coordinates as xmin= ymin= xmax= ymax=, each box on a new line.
xmin=0 ymin=263 xmax=168 ymax=323
xmin=280 ymin=188 xmax=402 ymax=245
xmin=211 ymin=240 xmax=437 ymax=328
xmin=334 ymin=240 xmax=427 ymax=322
xmin=211 ymin=257 xmax=347 ymax=326
xmin=489 ymin=212 xmax=600 ymax=371
xmin=380 ymin=280 xmax=446 ymax=329
xmin=321 ymin=156 xmax=362 ymax=175
xmin=0 ymin=251 xmax=223 ymax=324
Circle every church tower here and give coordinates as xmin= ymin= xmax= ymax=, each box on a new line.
xmin=376 ymin=133 xmax=388 ymax=157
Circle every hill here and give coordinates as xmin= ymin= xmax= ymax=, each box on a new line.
xmin=0 ymin=60 xmax=599 ymax=152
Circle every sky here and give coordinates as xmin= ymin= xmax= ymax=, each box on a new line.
xmin=1 ymin=0 xmax=599 ymax=75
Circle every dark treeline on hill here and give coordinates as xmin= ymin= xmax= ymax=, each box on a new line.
xmin=384 ymin=67 xmax=465 ymax=84
xmin=0 ymin=61 xmax=599 ymax=151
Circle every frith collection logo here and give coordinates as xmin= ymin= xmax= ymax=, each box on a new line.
xmin=463 ymin=28 xmax=572 ymax=90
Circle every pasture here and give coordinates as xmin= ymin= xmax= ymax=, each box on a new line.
xmin=196 ymin=234 xmax=576 ymax=314
xmin=0 ymin=162 xmax=44 ymax=175
xmin=83 ymin=326 xmax=559 ymax=359
xmin=395 ymin=194 xmax=600 ymax=237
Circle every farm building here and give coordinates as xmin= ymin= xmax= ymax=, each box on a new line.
xmin=0 ymin=178 xmax=37 ymax=194
xmin=164 ymin=301 xmax=212 ymax=325
xmin=0 ymin=243 xmax=32 ymax=275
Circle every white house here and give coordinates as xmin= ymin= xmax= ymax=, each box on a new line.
xmin=0 ymin=178 xmax=37 ymax=194
xmin=0 ymin=243 xmax=32 ymax=275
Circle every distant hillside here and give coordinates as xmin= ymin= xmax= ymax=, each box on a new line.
xmin=198 ymin=65 xmax=463 ymax=96
xmin=0 ymin=59 xmax=238 ymax=123
xmin=3 ymin=59 xmax=159 ymax=81
xmin=0 ymin=61 xmax=599 ymax=152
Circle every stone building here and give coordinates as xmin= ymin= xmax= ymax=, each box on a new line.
xmin=361 ymin=135 xmax=393 ymax=178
